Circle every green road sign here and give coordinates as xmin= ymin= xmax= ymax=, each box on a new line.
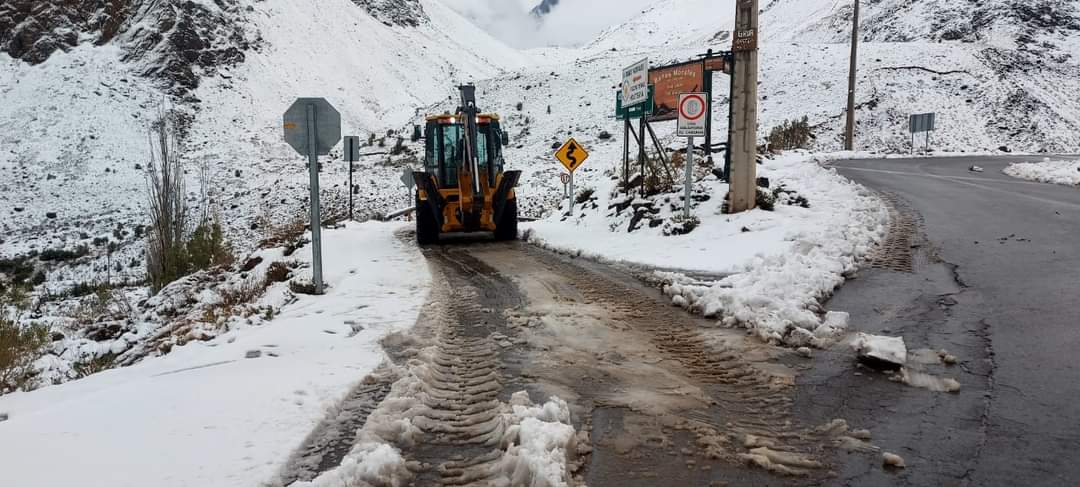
xmin=616 ymin=85 xmax=655 ymax=120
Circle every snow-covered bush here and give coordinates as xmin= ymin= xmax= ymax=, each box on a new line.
xmin=0 ymin=287 xmax=48 ymax=393
xmin=662 ymin=215 xmax=700 ymax=236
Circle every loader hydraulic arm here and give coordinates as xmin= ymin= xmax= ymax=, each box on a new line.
xmin=457 ymin=85 xmax=483 ymax=221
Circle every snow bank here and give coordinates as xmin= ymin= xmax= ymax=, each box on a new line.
xmin=297 ymin=389 xmax=577 ymax=487
xmin=527 ymin=153 xmax=887 ymax=346
xmin=1004 ymin=159 xmax=1080 ymax=187
xmin=0 ymin=222 xmax=430 ymax=487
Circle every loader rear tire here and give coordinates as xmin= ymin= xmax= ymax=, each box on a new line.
xmin=494 ymin=199 xmax=518 ymax=241
xmin=416 ymin=202 xmax=439 ymax=245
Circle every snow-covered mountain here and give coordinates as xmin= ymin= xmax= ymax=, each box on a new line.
xmin=591 ymin=0 xmax=1080 ymax=152
xmin=5 ymin=0 xmax=1080 ymax=388
xmin=1 ymin=0 xmax=526 ymax=279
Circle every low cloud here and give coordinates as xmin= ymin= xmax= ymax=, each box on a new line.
xmin=441 ymin=0 xmax=658 ymax=48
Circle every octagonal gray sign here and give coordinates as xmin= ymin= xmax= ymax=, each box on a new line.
xmin=283 ymin=98 xmax=341 ymax=156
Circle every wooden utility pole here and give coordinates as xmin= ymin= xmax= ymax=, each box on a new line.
xmin=844 ymin=0 xmax=861 ymax=151
xmin=728 ymin=0 xmax=760 ymax=213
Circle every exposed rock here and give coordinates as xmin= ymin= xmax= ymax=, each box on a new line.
xmin=245 ymin=349 xmax=261 ymax=359
xmin=240 ymin=256 xmax=263 ymax=273
xmin=530 ymin=0 xmax=560 ymax=17
xmin=0 ymin=0 xmax=133 ymax=63
xmin=352 ymin=0 xmax=427 ymax=27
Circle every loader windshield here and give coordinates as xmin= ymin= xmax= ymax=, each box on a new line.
xmin=424 ymin=120 xmax=502 ymax=188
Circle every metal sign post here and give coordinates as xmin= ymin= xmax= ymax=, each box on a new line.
xmin=678 ymin=93 xmax=708 ymax=218
xmin=555 ymin=138 xmax=590 ymax=217
xmin=344 ymin=136 xmax=360 ymax=221
xmin=304 ymin=105 xmax=325 ymax=294
xmin=560 ymin=173 xmax=571 ymax=200
xmin=283 ymin=98 xmax=341 ymax=295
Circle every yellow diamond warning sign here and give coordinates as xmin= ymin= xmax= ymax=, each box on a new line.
xmin=555 ymin=138 xmax=589 ymax=173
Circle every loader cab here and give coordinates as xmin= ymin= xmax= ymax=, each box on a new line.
xmin=423 ymin=114 xmax=508 ymax=188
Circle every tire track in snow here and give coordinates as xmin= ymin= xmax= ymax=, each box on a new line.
xmin=482 ymin=244 xmax=873 ymax=482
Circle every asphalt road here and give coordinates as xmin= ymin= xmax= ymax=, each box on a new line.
xmin=798 ymin=156 xmax=1080 ymax=486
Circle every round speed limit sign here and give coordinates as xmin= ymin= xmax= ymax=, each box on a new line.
xmin=560 ymin=173 xmax=571 ymax=185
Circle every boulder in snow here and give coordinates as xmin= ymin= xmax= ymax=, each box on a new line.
xmin=853 ymin=333 xmax=906 ymax=370
xmin=0 ymin=412 xmax=8 ymax=422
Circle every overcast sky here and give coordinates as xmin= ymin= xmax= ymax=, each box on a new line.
xmin=441 ymin=0 xmax=658 ymax=48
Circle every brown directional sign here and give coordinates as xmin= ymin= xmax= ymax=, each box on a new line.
xmin=555 ymin=138 xmax=589 ymax=173
xmin=648 ymin=61 xmax=705 ymax=122
xmin=704 ymin=57 xmax=728 ymax=73
xmin=732 ymin=28 xmax=758 ymax=52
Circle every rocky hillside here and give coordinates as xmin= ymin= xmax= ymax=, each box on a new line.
xmin=0 ymin=0 xmax=252 ymax=95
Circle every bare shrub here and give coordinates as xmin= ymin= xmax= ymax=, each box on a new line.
xmin=265 ymin=262 xmax=291 ymax=283
xmin=767 ymin=116 xmax=812 ymax=152
xmin=258 ymin=208 xmax=308 ymax=252
xmin=72 ymin=284 xmax=136 ymax=326
xmin=73 ymin=354 xmax=115 ymax=379
xmin=145 ymin=109 xmax=190 ymax=293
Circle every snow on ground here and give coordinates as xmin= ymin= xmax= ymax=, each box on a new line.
xmin=1004 ymin=159 xmax=1080 ymax=187
xmin=853 ymin=333 xmax=908 ymax=367
xmin=0 ymin=222 xmax=430 ymax=487
xmin=526 ymin=152 xmax=888 ymax=347
xmin=291 ymin=390 xmax=578 ymax=487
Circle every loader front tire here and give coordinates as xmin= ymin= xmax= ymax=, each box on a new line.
xmin=494 ymin=199 xmax=518 ymax=241
xmin=416 ymin=202 xmax=439 ymax=245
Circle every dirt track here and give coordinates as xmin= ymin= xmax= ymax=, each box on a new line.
xmin=282 ymin=239 xmax=880 ymax=486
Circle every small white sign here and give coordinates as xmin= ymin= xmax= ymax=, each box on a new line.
xmin=677 ymin=93 xmax=708 ymax=138
xmin=622 ymin=58 xmax=650 ymax=107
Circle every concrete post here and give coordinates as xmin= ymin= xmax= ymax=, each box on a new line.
xmin=728 ymin=0 xmax=760 ymax=213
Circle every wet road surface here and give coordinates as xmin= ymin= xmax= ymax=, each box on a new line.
xmin=806 ymin=156 xmax=1080 ymax=486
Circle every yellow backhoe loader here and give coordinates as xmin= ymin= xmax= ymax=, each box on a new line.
xmin=413 ymin=85 xmax=521 ymax=244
